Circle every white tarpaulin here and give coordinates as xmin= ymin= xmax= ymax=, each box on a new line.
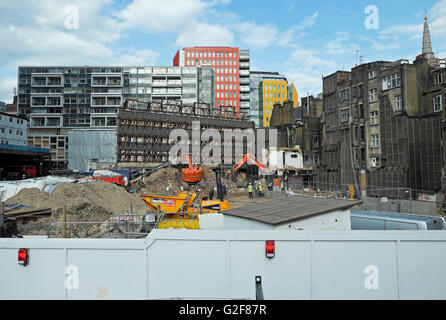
xmin=92 ymin=170 xmax=120 ymax=177
xmin=0 ymin=176 xmax=78 ymax=201
xmin=68 ymin=129 xmax=117 ymax=172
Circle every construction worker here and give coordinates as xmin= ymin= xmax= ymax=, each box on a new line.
xmin=254 ymin=182 xmax=259 ymax=198
xmin=259 ymin=184 xmax=263 ymax=197
xmin=248 ymin=183 xmax=253 ymax=199
xmin=167 ymin=181 xmax=173 ymax=195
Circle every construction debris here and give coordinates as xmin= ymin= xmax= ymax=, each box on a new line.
xmin=134 ymin=165 xmax=240 ymax=199
xmin=5 ymin=180 xmax=148 ymax=237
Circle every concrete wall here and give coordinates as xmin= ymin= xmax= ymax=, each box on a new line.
xmin=3 ymin=230 xmax=446 ymax=299
xmin=362 ymin=196 xmax=440 ymax=216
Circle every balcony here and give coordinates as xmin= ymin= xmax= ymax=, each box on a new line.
xmin=91 ymin=98 xmax=107 ymax=106
xmin=30 ymin=116 xmax=61 ymax=128
xmin=47 ymin=77 xmax=62 ymax=86
xmin=31 ymin=78 xmax=47 ymax=87
xmin=152 ymin=80 xmax=168 ymax=87
xmin=31 ymin=96 xmax=62 ymax=107
xmin=31 ymin=75 xmax=63 ymax=87
xmin=92 ymin=80 xmax=107 ymax=86
xmin=240 ymin=85 xmax=250 ymax=93
xmin=106 ymin=77 xmax=122 ymax=86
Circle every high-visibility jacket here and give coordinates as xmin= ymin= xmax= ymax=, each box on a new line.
xmin=259 ymin=185 xmax=263 ymax=192
xmin=248 ymin=185 xmax=253 ymax=192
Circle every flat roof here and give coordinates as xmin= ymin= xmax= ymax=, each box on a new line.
xmin=0 ymin=144 xmax=50 ymax=155
xmin=223 ymin=195 xmax=362 ymax=226
xmin=0 ymin=111 xmax=27 ymax=121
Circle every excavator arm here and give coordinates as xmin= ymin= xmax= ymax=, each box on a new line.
xmin=233 ymin=153 xmax=271 ymax=175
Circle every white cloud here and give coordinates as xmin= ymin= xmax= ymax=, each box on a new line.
xmin=176 ymin=21 xmax=234 ymax=47
xmin=379 ymin=0 xmax=446 ymax=50
xmin=117 ymin=49 xmax=159 ymax=66
xmin=117 ymin=0 xmax=208 ymax=33
xmin=0 ymin=77 xmax=17 ymax=104
xmin=286 ymin=47 xmax=341 ymax=96
xmin=324 ymin=31 xmax=360 ymax=55
xmin=235 ymin=22 xmax=279 ymax=49
xmin=235 ymin=12 xmax=318 ymax=49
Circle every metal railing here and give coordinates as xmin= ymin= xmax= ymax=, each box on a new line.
xmin=47 ymin=214 xmax=157 ymax=239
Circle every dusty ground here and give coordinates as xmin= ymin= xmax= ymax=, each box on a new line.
xmin=227 ymin=191 xmax=271 ymax=209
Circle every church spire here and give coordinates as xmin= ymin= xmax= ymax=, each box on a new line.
xmin=422 ymin=11 xmax=434 ymax=61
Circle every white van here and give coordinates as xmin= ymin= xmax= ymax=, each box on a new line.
xmin=351 ymin=210 xmax=446 ymax=230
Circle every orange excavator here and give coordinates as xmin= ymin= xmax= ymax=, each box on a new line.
xmin=179 ymin=155 xmax=203 ymax=183
xmin=233 ymin=153 xmax=271 ymax=175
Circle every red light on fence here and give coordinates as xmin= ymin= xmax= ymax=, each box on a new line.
xmin=265 ymin=240 xmax=275 ymax=259
xmin=18 ymin=248 xmax=29 ymax=266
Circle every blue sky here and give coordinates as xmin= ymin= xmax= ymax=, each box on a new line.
xmin=0 ymin=0 xmax=445 ymax=103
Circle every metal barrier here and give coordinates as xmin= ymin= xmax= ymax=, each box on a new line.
xmin=47 ymin=214 xmax=157 ymax=239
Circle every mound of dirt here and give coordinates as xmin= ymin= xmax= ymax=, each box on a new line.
xmin=6 ymin=180 xmax=149 ymax=237
xmin=135 ymin=165 xmax=240 ymax=198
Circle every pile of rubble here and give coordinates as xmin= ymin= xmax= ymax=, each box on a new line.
xmin=134 ymin=165 xmax=240 ymax=197
xmin=5 ymin=180 xmax=148 ymax=237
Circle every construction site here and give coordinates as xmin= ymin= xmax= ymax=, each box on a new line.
xmin=3 ymin=7 xmax=446 ymax=302
xmin=0 ymin=99 xmax=305 ymax=239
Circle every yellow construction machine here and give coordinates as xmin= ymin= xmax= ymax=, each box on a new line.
xmin=140 ymin=167 xmax=229 ymax=229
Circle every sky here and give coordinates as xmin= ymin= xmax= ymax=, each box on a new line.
xmin=0 ymin=0 xmax=445 ymax=103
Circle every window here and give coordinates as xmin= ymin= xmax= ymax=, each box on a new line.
xmin=434 ymin=73 xmax=443 ymax=85
xmin=340 ymin=89 xmax=349 ymax=101
xmin=395 ymin=96 xmax=403 ymax=111
xmin=369 ymin=88 xmax=378 ymax=103
xmin=368 ymin=70 xmax=377 ymax=79
xmin=433 ymin=95 xmax=443 ymax=112
xmin=358 ymin=84 xmax=364 ymax=98
xmin=370 ymin=111 xmax=379 ymax=125
xmin=382 ymin=73 xmax=401 ymax=90
xmin=340 ymin=109 xmax=349 ymax=122
xmin=371 ymin=135 xmax=380 ymax=148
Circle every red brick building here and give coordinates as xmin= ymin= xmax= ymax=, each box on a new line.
xmin=173 ymin=47 xmax=244 ymax=114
